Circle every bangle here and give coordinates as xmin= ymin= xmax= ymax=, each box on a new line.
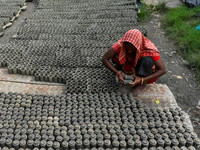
xmin=116 ymin=71 xmax=121 ymax=76
xmin=141 ymin=77 xmax=144 ymax=84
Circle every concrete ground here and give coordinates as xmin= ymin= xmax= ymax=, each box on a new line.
xmin=0 ymin=68 xmax=65 ymax=95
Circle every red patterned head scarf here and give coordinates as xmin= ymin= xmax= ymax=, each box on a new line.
xmin=117 ymin=29 xmax=160 ymax=67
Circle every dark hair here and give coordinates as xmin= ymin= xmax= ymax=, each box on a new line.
xmin=123 ymin=41 xmax=132 ymax=45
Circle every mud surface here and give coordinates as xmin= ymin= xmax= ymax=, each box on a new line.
xmin=141 ymin=13 xmax=200 ymax=136
xmin=0 ymin=1 xmax=38 ymax=44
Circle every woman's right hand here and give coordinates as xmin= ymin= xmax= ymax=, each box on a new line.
xmin=117 ymin=72 xmax=125 ymax=84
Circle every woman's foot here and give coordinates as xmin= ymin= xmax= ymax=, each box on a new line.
xmin=131 ymin=84 xmax=146 ymax=97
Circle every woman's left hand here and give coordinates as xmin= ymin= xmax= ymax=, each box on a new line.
xmin=129 ymin=75 xmax=142 ymax=87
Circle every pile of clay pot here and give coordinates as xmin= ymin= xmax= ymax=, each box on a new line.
xmin=0 ymin=0 xmax=200 ymax=150
xmin=0 ymin=0 xmax=27 ymax=36
xmin=0 ymin=92 xmax=200 ymax=149
xmin=0 ymin=0 xmax=147 ymax=93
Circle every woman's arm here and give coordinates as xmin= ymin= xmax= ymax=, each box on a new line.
xmin=102 ymin=47 xmax=125 ymax=83
xmin=130 ymin=58 xmax=167 ymax=87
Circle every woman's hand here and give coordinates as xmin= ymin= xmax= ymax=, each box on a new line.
xmin=129 ymin=75 xmax=142 ymax=87
xmin=117 ymin=72 xmax=125 ymax=84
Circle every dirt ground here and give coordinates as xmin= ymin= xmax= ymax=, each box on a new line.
xmin=0 ymin=2 xmax=37 ymax=44
xmin=140 ymin=13 xmax=200 ymax=136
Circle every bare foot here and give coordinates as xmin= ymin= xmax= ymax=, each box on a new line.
xmin=131 ymin=84 xmax=146 ymax=97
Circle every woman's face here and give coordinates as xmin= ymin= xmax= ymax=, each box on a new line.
xmin=124 ymin=42 xmax=137 ymax=61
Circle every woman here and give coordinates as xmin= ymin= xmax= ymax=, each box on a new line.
xmin=102 ymin=29 xmax=167 ymax=95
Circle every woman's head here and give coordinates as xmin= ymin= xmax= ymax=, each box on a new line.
xmin=122 ymin=29 xmax=143 ymax=51
xmin=124 ymin=42 xmax=137 ymax=62
xmin=117 ymin=29 xmax=159 ymax=66
xmin=124 ymin=42 xmax=137 ymax=54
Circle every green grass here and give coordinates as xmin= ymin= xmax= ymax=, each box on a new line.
xmin=137 ymin=2 xmax=168 ymax=22
xmin=138 ymin=3 xmax=200 ymax=80
xmin=137 ymin=3 xmax=151 ymax=22
xmin=162 ymin=6 xmax=200 ymax=79
xmin=149 ymin=2 xmax=169 ymax=12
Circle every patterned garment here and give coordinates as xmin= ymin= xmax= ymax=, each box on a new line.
xmin=112 ymin=29 xmax=161 ymax=83
xmin=114 ymin=29 xmax=160 ymax=67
